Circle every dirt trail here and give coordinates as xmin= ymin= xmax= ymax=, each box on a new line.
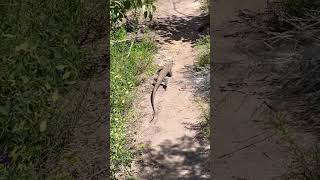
xmin=131 ymin=0 xmax=210 ymax=179
xmin=211 ymin=0 xmax=316 ymax=179
xmin=211 ymin=0 xmax=290 ymax=179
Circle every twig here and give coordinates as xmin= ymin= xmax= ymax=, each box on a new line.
xmin=217 ymin=134 xmax=274 ymax=159
xmin=263 ymin=101 xmax=277 ymax=113
xmin=232 ymin=176 xmax=249 ymax=180
xmin=127 ymin=39 xmax=135 ymax=58
xmin=232 ymin=131 xmax=267 ymax=143
xmin=110 ymin=38 xmax=132 ymax=44
xmin=88 ymin=168 xmax=107 ymax=180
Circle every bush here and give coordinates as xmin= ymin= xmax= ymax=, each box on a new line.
xmin=110 ymin=0 xmax=156 ymax=29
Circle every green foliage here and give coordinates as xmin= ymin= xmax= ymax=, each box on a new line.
xmin=110 ymin=0 xmax=156 ymax=28
xmin=110 ymin=28 xmax=156 ymax=179
xmin=0 ymin=0 xmax=101 ymax=178
xmin=271 ymin=113 xmax=320 ymax=179
xmin=195 ymin=35 xmax=210 ymax=67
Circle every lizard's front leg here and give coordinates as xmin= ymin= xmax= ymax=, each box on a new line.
xmin=161 ymin=77 xmax=168 ymax=90
xmin=167 ymin=70 xmax=173 ymax=77
xmin=157 ymin=66 xmax=164 ymax=74
xmin=152 ymin=74 xmax=158 ymax=86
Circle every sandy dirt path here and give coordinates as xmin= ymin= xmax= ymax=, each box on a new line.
xmin=131 ymin=0 xmax=210 ymax=179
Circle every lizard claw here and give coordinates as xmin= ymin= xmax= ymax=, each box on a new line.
xmin=163 ymin=85 xmax=167 ymax=90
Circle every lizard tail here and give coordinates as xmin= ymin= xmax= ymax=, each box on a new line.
xmin=150 ymin=88 xmax=156 ymax=122
xmin=150 ymin=113 xmax=155 ymax=122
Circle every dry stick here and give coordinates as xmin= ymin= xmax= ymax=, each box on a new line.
xmin=232 ymin=131 xmax=268 ymax=143
xmin=248 ymin=101 xmax=264 ymax=122
xmin=88 ymin=168 xmax=107 ymax=180
xmin=220 ymin=89 xmax=248 ymax=95
xmin=127 ymin=38 xmax=135 ymax=58
xmin=232 ymin=176 xmax=249 ymax=180
xmin=110 ymin=38 xmax=132 ymax=44
xmin=217 ymin=134 xmax=274 ymax=159
xmin=234 ymin=94 xmax=249 ymax=113
xmin=111 ymin=31 xmax=143 ymax=45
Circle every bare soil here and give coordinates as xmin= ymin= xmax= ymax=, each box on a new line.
xmin=211 ymin=0 xmax=317 ymax=179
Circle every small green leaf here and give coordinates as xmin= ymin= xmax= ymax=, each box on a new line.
xmin=63 ymin=71 xmax=71 ymax=80
xmin=10 ymin=147 xmax=18 ymax=163
xmin=64 ymin=81 xmax=76 ymax=85
xmin=15 ymin=41 xmax=30 ymax=52
xmin=40 ymin=120 xmax=47 ymax=132
xmin=56 ymin=65 xmax=67 ymax=71
xmin=21 ymin=76 xmax=29 ymax=83
xmin=2 ymin=34 xmax=15 ymax=38
xmin=54 ymin=49 xmax=62 ymax=59
xmin=52 ymin=90 xmax=59 ymax=102
xmin=0 ymin=105 xmax=9 ymax=116
xmin=45 ymin=82 xmax=51 ymax=90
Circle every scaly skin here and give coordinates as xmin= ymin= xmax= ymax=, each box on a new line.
xmin=150 ymin=63 xmax=173 ymax=122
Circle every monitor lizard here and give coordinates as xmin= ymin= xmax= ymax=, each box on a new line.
xmin=150 ymin=62 xmax=174 ymax=122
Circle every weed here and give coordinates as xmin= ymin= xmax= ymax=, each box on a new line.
xmin=270 ymin=112 xmax=320 ymax=179
xmin=195 ymin=35 xmax=210 ymax=67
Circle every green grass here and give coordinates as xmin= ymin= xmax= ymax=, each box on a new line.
xmin=194 ymin=98 xmax=210 ymax=139
xmin=270 ymin=113 xmax=320 ymax=179
xmin=195 ymin=35 xmax=210 ymax=67
xmin=0 ymin=0 xmax=105 ymax=179
xmin=194 ymin=34 xmax=210 ymax=139
xmin=265 ymin=2 xmax=320 ymax=178
xmin=110 ymin=28 xmax=156 ymax=179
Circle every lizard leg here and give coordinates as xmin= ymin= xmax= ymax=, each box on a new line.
xmin=167 ymin=70 xmax=173 ymax=77
xmin=157 ymin=66 xmax=164 ymax=74
xmin=152 ymin=75 xmax=158 ymax=86
xmin=161 ymin=77 xmax=168 ymax=90
xmin=153 ymin=75 xmax=158 ymax=81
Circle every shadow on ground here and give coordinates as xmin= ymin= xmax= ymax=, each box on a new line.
xmin=148 ymin=13 xmax=209 ymax=45
xmin=136 ymin=135 xmax=210 ymax=180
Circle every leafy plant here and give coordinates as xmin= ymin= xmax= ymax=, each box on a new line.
xmin=110 ymin=0 xmax=156 ymax=28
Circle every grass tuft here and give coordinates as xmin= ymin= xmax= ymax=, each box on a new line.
xmin=195 ymin=35 xmax=210 ymax=67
